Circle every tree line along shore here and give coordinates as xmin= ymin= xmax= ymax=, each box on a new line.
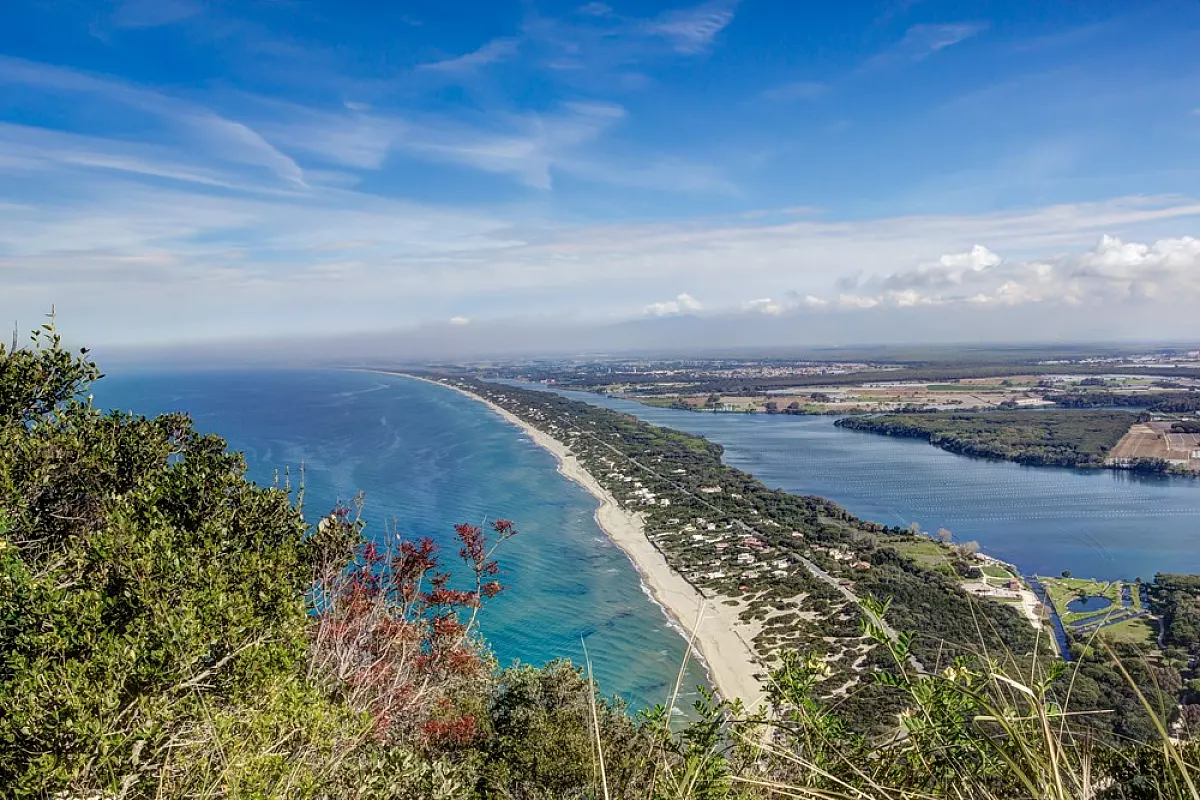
xmin=835 ymin=410 xmax=1200 ymax=473
xmin=834 ymin=410 xmax=1137 ymax=469
xmin=476 ymin=356 xmax=1200 ymax=474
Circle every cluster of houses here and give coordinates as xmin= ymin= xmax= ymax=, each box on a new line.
xmin=810 ymin=545 xmax=873 ymax=571
xmin=641 ymin=515 xmax=813 ymax=587
xmin=602 ymin=466 xmax=672 ymax=507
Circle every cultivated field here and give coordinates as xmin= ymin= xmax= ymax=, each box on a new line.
xmin=1109 ymin=421 xmax=1200 ymax=471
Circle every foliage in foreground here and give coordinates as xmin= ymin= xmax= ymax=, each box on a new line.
xmin=2 ymin=325 xmax=1199 ymax=798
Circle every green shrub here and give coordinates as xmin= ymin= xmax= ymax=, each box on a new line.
xmin=0 ymin=326 xmax=343 ymax=796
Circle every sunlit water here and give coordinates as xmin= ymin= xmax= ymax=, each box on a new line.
xmin=94 ymin=369 xmax=706 ymax=711
xmin=519 ymin=386 xmax=1200 ymax=582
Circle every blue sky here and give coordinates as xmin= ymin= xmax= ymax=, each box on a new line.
xmin=2 ymin=0 xmax=1199 ymax=352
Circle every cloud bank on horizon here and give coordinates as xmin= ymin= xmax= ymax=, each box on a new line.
xmin=1 ymin=0 xmax=1199 ymax=353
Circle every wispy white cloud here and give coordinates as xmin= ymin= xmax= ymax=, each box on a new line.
xmin=522 ymin=0 xmax=738 ymax=82
xmin=110 ymin=0 xmax=202 ymax=29
xmin=863 ymin=23 xmax=987 ymax=70
xmin=3 ymin=72 xmax=1199 ymax=347
xmin=257 ymin=105 xmax=400 ymax=170
xmin=416 ymin=37 xmax=520 ymax=74
xmin=401 ymin=102 xmax=626 ymax=190
xmin=897 ymin=23 xmax=987 ymax=60
xmin=0 ymin=56 xmax=305 ymax=185
xmin=449 ymin=315 xmax=472 ymax=325
xmin=0 ymin=122 xmax=265 ymax=192
xmin=576 ymin=2 xmax=613 ymax=16
xmin=559 ymin=152 xmax=737 ymax=194
xmin=643 ymin=0 xmax=738 ymax=54
xmin=256 ymin=99 xmax=720 ymax=194
xmin=0 ymin=58 xmax=730 ymax=201
xmin=873 ymin=0 xmax=928 ymax=27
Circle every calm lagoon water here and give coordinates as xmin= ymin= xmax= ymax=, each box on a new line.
xmin=94 ymin=369 xmax=706 ymax=711
xmin=522 ymin=387 xmax=1200 ymax=583
xmin=1066 ymin=596 xmax=1115 ymax=613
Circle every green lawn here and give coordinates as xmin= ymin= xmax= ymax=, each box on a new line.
xmin=981 ymin=565 xmax=1013 ymax=580
xmin=1096 ymin=617 xmax=1158 ymax=648
xmin=885 ymin=537 xmax=954 ymax=569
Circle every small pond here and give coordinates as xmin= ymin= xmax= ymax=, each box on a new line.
xmin=1066 ymin=595 xmax=1114 ymax=613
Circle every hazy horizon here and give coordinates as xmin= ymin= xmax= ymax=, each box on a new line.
xmin=92 ymin=315 xmax=1200 ymax=369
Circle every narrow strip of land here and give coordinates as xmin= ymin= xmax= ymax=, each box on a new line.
xmin=393 ymin=373 xmax=768 ymax=709
xmin=363 ymin=371 xmax=1044 ymax=731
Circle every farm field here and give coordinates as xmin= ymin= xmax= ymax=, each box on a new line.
xmin=1109 ymin=420 xmax=1200 ymax=471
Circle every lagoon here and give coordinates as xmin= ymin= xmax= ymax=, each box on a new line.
xmin=525 ymin=387 xmax=1200 ymax=582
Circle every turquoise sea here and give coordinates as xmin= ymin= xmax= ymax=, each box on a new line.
xmin=94 ymin=369 xmax=707 ymax=711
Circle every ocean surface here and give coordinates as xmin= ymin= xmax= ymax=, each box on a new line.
xmin=94 ymin=369 xmax=707 ymax=711
xmin=515 ymin=386 xmax=1200 ymax=583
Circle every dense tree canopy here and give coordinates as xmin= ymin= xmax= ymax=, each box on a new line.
xmin=836 ymin=410 xmax=1135 ymax=468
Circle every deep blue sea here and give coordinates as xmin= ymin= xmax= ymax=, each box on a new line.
xmin=94 ymin=369 xmax=707 ymax=711
xmin=522 ymin=386 xmax=1200 ymax=583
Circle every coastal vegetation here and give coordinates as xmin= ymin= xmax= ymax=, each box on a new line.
xmin=1052 ymin=390 xmax=1200 ymax=413
xmin=442 ymin=378 xmax=1200 ymax=740
xmin=1153 ymin=575 xmax=1200 ymax=667
xmin=4 ymin=329 xmax=1200 ymax=797
xmin=835 ymin=410 xmax=1136 ymax=468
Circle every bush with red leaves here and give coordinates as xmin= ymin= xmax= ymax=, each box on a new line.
xmin=308 ymin=509 xmax=516 ymax=748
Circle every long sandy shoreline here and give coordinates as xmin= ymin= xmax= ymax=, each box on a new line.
xmin=375 ymin=371 xmax=766 ymax=708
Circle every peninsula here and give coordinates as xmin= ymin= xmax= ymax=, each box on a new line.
xmin=397 ymin=374 xmax=766 ymax=708
xmin=384 ymin=373 xmax=1043 ymax=731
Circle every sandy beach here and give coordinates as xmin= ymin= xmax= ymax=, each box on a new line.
xmin=389 ymin=373 xmax=767 ymax=709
